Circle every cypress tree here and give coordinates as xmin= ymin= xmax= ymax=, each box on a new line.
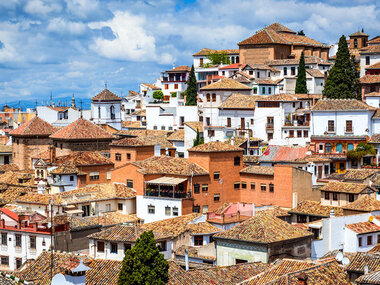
xmin=295 ymin=52 xmax=308 ymax=94
xmin=185 ymin=65 xmax=197 ymax=106
xmin=323 ymin=35 xmax=361 ymax=100
xmin=117 ymin=231 xmax=169 ymax=285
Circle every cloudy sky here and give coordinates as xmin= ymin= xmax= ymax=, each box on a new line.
xmin=0 ymin=0 xmax=379 ymax=105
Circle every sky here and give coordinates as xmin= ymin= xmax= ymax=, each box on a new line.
xmin=0 ymin=0 xmax=378 ymax=106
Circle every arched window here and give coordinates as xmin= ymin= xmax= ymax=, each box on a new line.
xmin=231 ymin=57 xmax=235 ymax=64
xmin=325 ymin=143 xmax=332 ymax=153
xmin=236 ymin=56 xmax=239 ymax=63
xmin=336 ymin=143 xmax=343 ymax=153
xmin=347 ymin=143 xmax=354 ymax=151
xmin=110 ymin=105 xmax=115 ymax=120
xmin=354 ymin=38 xmax=358 ymax=48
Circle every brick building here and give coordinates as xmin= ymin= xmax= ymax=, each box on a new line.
xmin=10 ymin=117 xmax=58 ymax=170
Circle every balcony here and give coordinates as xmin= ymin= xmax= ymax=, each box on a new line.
xmin=266 ymin=123 xmax=274 ymax=131
xmin=144 ymin=177 xmax=189 ymax=199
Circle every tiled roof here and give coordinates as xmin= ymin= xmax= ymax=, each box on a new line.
xmin=265 ymin=23 xmax=296 ymax=34
xmin=255 ymin=94 xmax=298 ymax=101
xmin=219 ymin=63 xmax=246 ymax=70
xmin=343 ymin=169 xmax=378 ymax=181
xmin=9 ymin=116 xmax=58 ymax=136
xmin=188 ymin=141 xmax=243 ymax=152
xmin=0 ymin=171 xmax=34 ymax=187
xmin=174 ymin=245 xmax=216 ymax=261
xmin=267 ymin=57 xmax=332 ymax=66
xmin=367 ymin=62 xmax=380 ymax=69
xmin=184 ymin=121 xmax=203 ymax=132
xmin=356 ymin=270 xmax=380 ymax=284
xmin=289 ymin=200 xmax=343 ymax=217
xmin=50 ymin=161 xmax=82 ymax=174
xmin=254 ymin=79 xmax=277 ymax=85
xmin=200 ymin=78 xmax=252 ymax=90
xmin=92 ymin=88 xmax=122 ymax=101
xmin=0 ymin=164 xmax=19 ymax=173
xmin=131 ymin=109 xmax=146 ymax=116
xmin=359 ymin=45 xmax=380 ymax=54
xmin=346 ymin=221 xmax=380 ymax=234
xmin=243 ymin=155 xmax=259 ymax=164
xmin=50 ymin=118 xmax=113 ymax=140
xmin=219 ymin=94 xmax=261 ymax=109
xmin=44 ymin=215 xmax=100 ymax=231
xmin=365 ymin=91 xmax=380 ymax=97
xmin=133 ymin=155 xmax=208 ymax=176
xmin=259 ymin=145 xmax=308 ymax=162
xmin=141 ymin=83 xmax=161 ymax=90
xmin=0 ymin=186 xmax=33 ymax=206
xmin=293 ymin=154 xmax=331 ymax=163
xmin=369 ymin=36 xmax=380 ymax=44
xmin=117 ymin=129 xmax=169 ymax=137
xmin=48 ymin=106 xmax=70 ymax=112
xmin=225 ymin=136 xmax=262 ymax=147
xmin=311 ymin=98 xmax=376 ymax=111
xmin=16 ymin=251 xmax=122 ymax=285
xmin=373 ymin=109 xmax=380 ymax=119
xmin=346 ymin=252 xmax=380 ymax=273
xmin=169 ymin=261 xmax=269 ymax=285
xmin=213 ymin=213 xmax=312 ymax=244
xmin=292 ymin=93 xmax=323 ymax=100
xmin=55 ymin=151 xmax=113 ymax=166
xmin=350 ymin=31 xmax=369 ymax=37
xmin=255 ymin=206 xmax=291 ymax=217
xmin=306 ymin=68 xmax=324 ymax=78
xmin=128 ymin=90 xmax=139 ymax=97
xmin=360 ymin=74 xmax=380 ymax=84
xmin=86 ymin=212 xmax=141 ymax=227
xmin=110 ymin=137 xmax=156 ymax=147
xmin=240 ymin=165 xmax=274 ymax=175
xmin=0 ymin=145 xmax=12 ymax=153
xmin=192 ymin=48 xmax=239 ymax=56
xmin=369 ymin=243 xmax=380 ymax=253
xmin=343 ymin=195 xmax=380 ymax=212
xmin=167 ymin=129 xmax=184 ymax=141
xmin=121 ymin=121 xmax=144 ymax=128
xmin=187 ymin=221 xmax=222 ymax=235
xmin=167 ymin=65 xmax=191 ymax=72
xmin=319 ymin=181 xmax=373 ymax=194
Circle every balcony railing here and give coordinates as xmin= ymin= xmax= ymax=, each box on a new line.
xmin=266 ymin=123 xmax=274 ymax=131
xmin=145 ymin=189 xmax=188 ymax=199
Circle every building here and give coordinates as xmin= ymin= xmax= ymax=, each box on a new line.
xmin=359 ymin=45 xmax=380 ymax=77
xmin=360 ymin=74 xmax=380 ymax=99
xmin=238 ymin=23 xmax=330 ymax=64
xmin=91 ymin=89 xmax=122 ymax=130
xmin=288 ymin=200 xmax=343 ymax=224
xmin=213 ymin=213 xmax=313 ymax=265
xmin=160 ymin=65 xmax=191 ymax=97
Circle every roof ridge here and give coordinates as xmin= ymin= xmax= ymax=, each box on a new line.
xmin=21 ymin=116 xmax=37 ymax=135
xmin=265 ymin=29 xmax=275 ymax=43
xmin=67 ymin=118 xmax=82 ymax=139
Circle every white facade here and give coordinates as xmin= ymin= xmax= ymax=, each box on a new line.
xmin=360 ymin=53 xmax=380 ymax=77
xmin=36 ymin=106 xmax=88 ymax=127
xmin=91 ymin=100 xmax=122 ymax=130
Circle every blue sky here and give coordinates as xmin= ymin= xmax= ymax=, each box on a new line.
xmin=0 ymin=0 xmax=378 ymax=106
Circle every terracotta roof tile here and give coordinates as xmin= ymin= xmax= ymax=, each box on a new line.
xmin=219 ymin=63 xmax=246 ymax=70
xmin=259 ymin=145 xmax=308 ymax=162
xmin=192 ymin=48 xmax=239 ymax=56
xmin=240 ymin=165 xmax=274 ymax=175
xmin=50 ymin=118 xmax=113 ymax=140
xmin=356 ymin=270 xmax=380 ymax=284
xmin=141 ymin=83 xmax=161 ymax=90
xmin=166 ymin=65 xmax=191 ymax=72
xmin=350 ymin=31 xmax=369 ymax=37
xmin=343 ymin=195 xmax=380 ymax=212
xmin=86 ymin=212 xmax=141 ymax=227
xmin=255 ymin=94 xmax=298 ymax=101
xmin=365 ymin=91 xmax=380 ymax=97
xmin=255 ymin=206 xmax=291 ymax=217
xmin=200 ymin=78 xmax=251 ymax=90
xmin=359 ymin=45 xmax=380 ymax=54
xmin=50 ymin=161 xmax=81 ymax=174
xmin=10 ymin=117 xmax=58 ymax=136
xmin=346 ymin=252 xmax=380 ymax=274
xmin=243 ymin=155 xmax=259 ymax=164
xmin=55 ymin=151 xmax=113 ymax=166
xmin=184 ymin=121 xmax=203 ymax=132
xmin=371 ymin=134 xmax=380 ymax=143
xmin=320 ymin=181 xmax=374 ymax=194
xmin=117 ymin=129 xmax=169 ymax=137
xmin=266 ymin=57 xmax=332 ymax=66
xmin=219 ymin=93 xmax=261 ymax=109
xmin=367 ymin=62 xmax=380 ymax=69
xmin=311 ymin=98 xmax=376 ymax=111
xmin=92 ymin=88 xmax=122 ymax=101
xmin=187 ymin=221 xmax=222 ymax=235
xmin=306 ymin=68 xmax=324 ymax=78
xmin=369 ymin=36 xmax=380 ymax=44
xmin=369 ymin=243 xmax=380 ymax=253
xmin=189 ymin=141 xmax=243 ymax=152
xmin=265 ymin=23 xmax=296 ymax=34
xmin=128 ymin=90 xmax=139 ymax=97
xmin=343 ymin=169 xmax=378 ymax=181
xmin=174 ymin=245 xmax=216 ymax=261
xmin=110 ymin=137 xmax=156 ymax=147
xmin=131 ymin=109 xmax=146 ymax=116
xmin=289 ymin=200 xmax=343 ymax=217
xmin=213 ymin=214 xmax=312 ymax=244
xmin=360 ymin=74 xmax=380 ymax=84
xmin=167 ymin=129 xmax=184 ymax=141
xmin=121 ymin=121 xmax=144 ymax=129
xmin=346 ymin=221 xmax=380 ymax=234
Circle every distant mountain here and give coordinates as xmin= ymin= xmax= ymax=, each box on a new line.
xmin=0 ymin=97 xmax=93 ymax=111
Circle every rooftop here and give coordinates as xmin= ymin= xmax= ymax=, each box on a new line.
xmin=166 ymin=65 xmax=191 ymax=72
xmin=367 ymin=62 xmax=380 ymax=69
xmin=85 ymin=211 xmax=141 ymax=227
xmin=346 ymin=252 xmax=380 ymax=274
xmin=346 ymin=221 xmax=380 ymax=234
xmin=266 ymin=56 xmax=331 ymax=66
xmin=240 ymin=165 xmax=274 ymax=175
xmin=167 ymin=129 xmax=185 ymax=141
xmin=219 ymin=93 xmax=261 ymax=109
xmin=121 ymin=121 xmax=144 ymax=129
xmin=91 ymin=88 xmax=122 ymax=101
xmin=311 ymin=98 xmax=376 ymax=111
xmin=350 ymin=31 xmax=369 ymax=37
xmin=343 ymin=168 xmax=378 ymax=181
xmin=255 ymin=94 xmax=298 ymax=102
xmin=259 ymin=145 xmax=308 ymax=162
xmin=141 ymin=83 xmax=161 ymax=90
xmin=55 ymin=151 xmax=113 ymax=166
xmin=110 ymin=137 xmax=156 ymax=147
xmin=360 ymin=74 xmax=380 ymax=84
xmin=359 ymin=45 xmax=380 ymax=55
xmin=192 ymin=48 xmax=239 ymax=56
xmin=184 ymin=121 xmax=203 ymax=132
xmin=343 ymin=195 xmax=380 ymax=212
xmin=319 ymin=181 xmax=374 ymax=194
xmin=188 ymin=141 xmax=243 ymax=152
xmin=174 ymin=245 xmax=216 ymax=261
xmin=289 ymin=200 xmax=343 ymax=217
xmin=200 ymin=78 xmax=252 ymax=90
xmin=10 ymin=116 xmax=58 ymax=137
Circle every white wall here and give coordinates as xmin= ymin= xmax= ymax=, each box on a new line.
xmin=91 ymin=101 xmax=122 ymax=130
xmin=360 ymin=54 xmax=380 ymax=77
xmin=136 ymin=196 xmax=183 ymax=223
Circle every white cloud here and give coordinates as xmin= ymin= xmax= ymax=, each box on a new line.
xmin=65 ymin=71 xmax=83 ymax=78
xmin=24 ymin=0 xmax=61 ymax=15
xmin=47 ymin=18 xmax=87 ymax=35
xmin=65 ymin=0 xmax=102 ymax=20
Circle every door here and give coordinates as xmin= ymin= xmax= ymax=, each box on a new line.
xmin=3 ymin=155 xmax=9 ymax=165
xmin=241 ymin=118 xmax=245 ymax=128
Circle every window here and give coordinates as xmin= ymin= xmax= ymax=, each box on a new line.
xmin=262 ymin=87 xmax=266 ymax=94
xmin=251 ymin=183 xmax=255 ymax=190
xmin=30 ymin=236 xmax=36 ymax=249
xmin=336 ymin=143 xmax=343 ymax=153
xmin=269 ymin=183 xmax=274 ymax=192
xmin=325 ymin=143 xmax=332 ymax=153
xmin=349 ymin=194 xmax=355 ymax=203
xmin=174 ymin=84 xmax=178 ymax=89
xmin=193 ymin=206 xmax=200 ymax=213
xmin=89 ymin=172 xmax=99 ymax=181
xmin=354 ymin=38 xmax=358 ymax=48
xmin=165 ymin=84 xmax=169 ymax=90
xmin=234 ymin=182 xmax=240 ymax=189
xmin=297 ymin=215 xmax=307 ymax=223
xmin=1 ymin=233 xmax=6 ymax=245
xmin=235 ymin=259 xmax=248 ymax=264
xmin=194 ymin=184 xmax=200 ymax=194
xmin=297 ymin=130 xmax=302 ymax=138
xmin=172 ymin=207 xmax=179 ymax=216
xmin=234 ymin=156 xmax=241 ymax=166
xmin=261 ymin=184 xmax=266 ymax=191
xmin=106 ymin=204 xmax=111 ymax=212
xmin=206 ymin=117 xmax=210 ymax=126
xmin=212 ymin=94 xmax=216 ymax=102
xmin=346 ymin=120 xmax=353 ymax=133
xmin=214 ymin=172 xmax=220 ymax=180
xmin=124 ymin=243 xmax=131 ymax=252
xmin=366 ymin=56 xmax=370 ymax=65
xmin=227 ymin=118 xmax=231 ymax=127
xmin=161 ymin=126 xmax=166 ymax=130
xmin=333 ymin=193 xmax=338 ymax=201
xmin=16 ymin=258 xmax=22 ymax=269
xmin=15 ymin=234 xmax=21 ymax=247
xmin=251 ymin=119 xmax=254 ymax=125
xmin=325 ymin=192 xmax=330 ymax=200
xmin=253 ymin=87 xmax=257 ymax=94
xmin=257 ymin=72 xmax=260 ymax=78
xmin=202 ymin=184 xmax=208 ymax=192
xmin=110 ymin=105 xmax=115 ymax=120
xmin=115 ymin=153 xmax=121 ymax=161
xmin=222 ymin=71 xmax=225 ymax=75
xmin=200 ymin=58 xmax=204 ymax=66
xmin=202 ymin=205 xmax=208 ymax=213
xmin=157 ymin=241 xmax=166 ymax=251
xmin=303 ymin=130 xmax=308 ymax=137
xmin=0 ymin=256 xmax=8 ymax=266
xmin=194 ymin=235 xmax=203 ymax=246
xmin=319 ymin=144 xmax=324 ymax=151
xmin=359 ymin=237 xmax=362 ymax=247
xmin=82 ymin=205 xmax=90 ymax=217
xmin=206 ymin=94 xmax=211 ymax=102
xmin=214 ymin=194 xmax=220 ymax=202
xmin=70 ymin=175 xmax=74 ymax=182
xmin=347 ymin=143 xmax=354 ymax=151
xmin=284 ymin=67 xmax=287 ymax=76
xmin=241 ymin=182 xmax=247 ymax=189
xmin=97 ymin=241 xmax=104 ymax=252
xmin=153 ymin=125 xmax=157 ymax=130
xmin=111 ymin=243 xmax=118 ymax=253
xmin=98 ymin=106 xmax=101 ymax=118
xmin=208 ymin=130 xmax=215 ymax=137
xmin=148 ymin=205 xmax=155 ymax=214
xmin=268 ymin=87 xmax=271 ymax=95
xmin=127 ymin=180 xmax=133 ymax=188
xmin=118 ymin=203 xmax=123 ymax=211
xmin=324 ymin=165 xmax=329 ymax=175
xmin=328 ymin=120 xmax=334 ymax=132
xmin=378 ymin=234 xmax=380 ymax=244
xmin=289 ymin=130 xmax=294 ymax=138
xmin=291 ymin=67 xmax=296 ymax=75
xmin=368 ymin=236 xmax=373 ymax=246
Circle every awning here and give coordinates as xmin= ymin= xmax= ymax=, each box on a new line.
xmin=146 ymin=177 xmax=187 ymax=186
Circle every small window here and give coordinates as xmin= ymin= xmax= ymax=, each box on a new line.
xmin=366 ymin=56 xmax=370 ymax=65
xmin=291 ymin=67 xmax=296 ymax=75
xmin=234 ymin=156 xmax=241 ymax=166
xmin=70 ymin=175 xmax=74 ymax=181
xmin=127 ymin=180 xmax=133 ymax=188
xmin=269 ymin=183 xmax=274 ymax=192
xmin=303 ymin=130 xmax=308 ymax=137
xmin=241 ymin=182 xmax=247 ymax=189
xmin=349 ymin=194 xmax=355 ymax=203
xmin=346 ymin=120 xmax=353 ymax=133
xmin=297 ymin=130 xmax=302 ymax=138
xmin=289 ymin=130 xmax=294 ymax=138
xmin=1 ymin=233 xmax=6 ymax=245
xmin=202 ymin=205 xmax=208 ymax=213
xmin=261 ymin=184 xmax=266 ymax=191
xmin=328 ymin=120 xmax=334 ymax=132
xmin=16 ymin=258 xmax=22 ymax=269
xmin=174 ymin=84 xmax=178 ymax=89
xmin=30 ymin=236 xmax=36 ymax=249
xmin=325 ymin=192 xmax=330 ymax=200
xmin=333 ymin=193 xmax=338 ymax=201
xmin=251 ymin=183 xmax=255 ymax=190
xmin=97 ymin=241 xmax=104 ymax=252
xmin=124 ymin=243 xmax=131 ymax=252
xmin=161 ymin=126 xmax=166 ymax=130
xmin=172 ymin=207 xmax=178 ymax=216
xmin=214 ymin=194 xmax=220 ymax=202
xmin=283 ymin=67 xmax=287 ymax=76
xmin=234 ymin=182 xmax=240 ymax=190
xmin=194 ymin=235 xmax=203 ymax=246
xmin=157 ymin=241 xmax=166 ymax=251
xmin=359 ymin=237 xmax=363 ymax=247
xmin=208 ymin=130 xmax=215 ymax=137
xmin=368 ymin=236 xmax=373 ymax=246
xmin=118 ymin=203 xmax=123 ymax=211
xmin=0 ymin=256 xmax=8 ymax=266
xmin=202 ymin=184 xmax=208 ymax=192
xmin=127 ymin=153 xmax=131 ymax=160
xmin=165 ymin=206 xmax=171 ymax=216
xmin=212 ymin=94 xmax=216 ymax=102
xmin=235 ymin=259 xmax=248 ymax=264
xmin=148 ymin=205 xmax=155 ymax=214
xmin=111 ymin=243 xmax=118 ymax=253
xmin=194 ymin=184 xmax=200 ymax=194
xmin=89 ymin=172 xmax=99 ymax=181
xmin=15 ymin=234 xmax=21 ymax=247
xmin=107 ymin=171 xmax=111 ymax=180
xmin=106 ymin=204 xmax=111 ymax=212
xmin=206 ymin=94 xmax=211 ymax=102
xmin=213 ymin=172 xmax=220 ymax=180
xmin=193 ymin=206 xmax=200 ymax=213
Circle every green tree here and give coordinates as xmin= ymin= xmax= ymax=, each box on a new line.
xmin=206 ymin=51 xmax=230 ymax=65
xmin=185 ymin=65 xmax=197 ymax=106
xmin=153 ymin=90 xmax=164 ymax=101
xmin=193 ymin=128 xmax=204 ymax=146
xmin=347 ymin=143 xmax=376 ymax=163
xmin=117 ymin=231 xmax=168 ymax=285
xmin=323 ymin=35 xmax=361 ymax=100
xmin=295 ymin=52 xmax=308 ymax=94
xmin=297 ymin=30 xmax=305 ymax=36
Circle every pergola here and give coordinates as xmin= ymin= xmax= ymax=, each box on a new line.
xmin=145 ymin=177 xmax=188 ymax=198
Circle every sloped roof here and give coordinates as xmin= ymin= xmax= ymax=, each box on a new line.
xmin=121 ymin=121 xmax=144 ymax=129
xmin=255 ymin=94 xmax=298 ymax=101
xmin=174 ymin=245 xmax=216 ymax=261
xmin=184 ymin=121 xmax=203 ymax=132
xmin=356 ymin=270 xmax=380 ymax=285
xmin=306 ymin=68 xmax=324 ymax=78
xmin=259 ymin=145 xmax=308 ymax=162
xmin=350 ymin=31 xmax=369 ymax=37
xmin=213 ymin=213 xmax=312 ymax=244
xmin=50 ymin=118 xmax=113 ymax=140
xmin=167 ymin=65 xmax=191 ymax=72
xmin=320 ymin=181 xmax=374 ymax=194
xmin=311 ymin=99 xmax=376 ymax=111
xmin=110 ymin=137 xmax=156 ymax=147
xmin=49 ymin=161 xmax=82 ymax=175
xmin=219 ymin=93 xmax=261 ymax=109
xmin=367 ymin=62 xmax=380 ymax=69
xmin=343 ymin=169 xmax=378 ymax=181
xmin=360 ymin=74 xmax=380 ymax=84
xmin=267 ymin=57 xmax=332 ymax=66
xmin=343 ymin=195 xmax=380 ymax=212
xmin=192 ymin=48 xmax=239 ymax=56
xmin=167 ymin=129 xmax=184 ymax=141
xmin=200 ymin=78 xmax=252 ymax=90
xmin=346 ymin=221 xmax=380 ymax=234
xmin=289 ymin=200 xmax=343 ymax=217
xmin=265 ymin=22 xmax=296 ymax=34
xmin=371 ymin=134 xmax=380 ymax=143
xmin=55 ymin=151 xmax=113 ymax=166
xmin=141 ymin=83 xmax=161 ymax=90
xmin=10 ymin=116 xmax=58 ymax=137
xmin=346 ymin=252 xmax=380 ymax=274
xmin=188 ymin=141 xmax=243 ymax=152
xmin=92 ymin=89 xmax=122 ymax=101
xmin=240 ymin=165 xmax=274 ymax=175
xmin=359 ymin=45 xmax=380 ymax=54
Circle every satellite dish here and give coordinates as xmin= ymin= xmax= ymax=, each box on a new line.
xmin=342 ymin=257 xmax=350 ymax=266
xmin=335 ymin=252 xmax=343 ymax=262
xmin=51 ymin=273 xmax=66 ymax=285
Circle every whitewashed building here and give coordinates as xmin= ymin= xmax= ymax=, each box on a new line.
xmin=91 ymin=89 xmax=122 ymax=130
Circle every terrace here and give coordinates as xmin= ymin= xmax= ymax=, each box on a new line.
xmin=144 ymin=177 xmax=189 ymax=199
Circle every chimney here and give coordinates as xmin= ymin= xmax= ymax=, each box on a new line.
xmin=237 ymin=210 xmax=241 ymax=221
xmin=49 ymin=145 xmax=56 ymax=163
xmin=185 ymin=249 xmax=189 ymax=271
xmin=330 ymin=210 xmax=335 ymax=218
xmin=296 ymin=273 xmax=308 ymax=285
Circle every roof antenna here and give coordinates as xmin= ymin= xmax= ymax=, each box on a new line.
xmin=105 ymin=80 xmax=108 ymax=89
